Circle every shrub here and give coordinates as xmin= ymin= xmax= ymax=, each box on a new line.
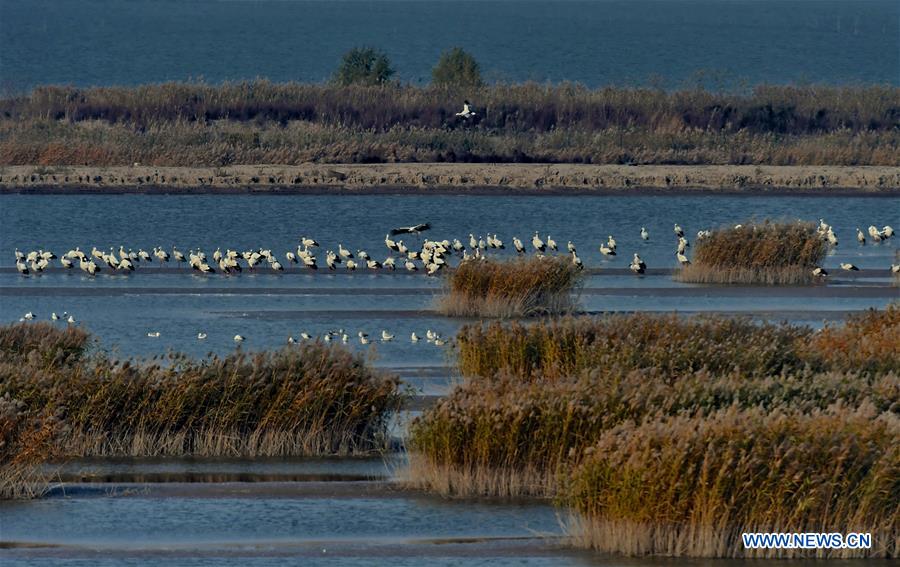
xmin=333 ymin=47 xmax=395 ymax=86
xmin=432 ymin=48 xmax=484 ymax=88
xmin=436 ymin=256 xmax=583 ymax=318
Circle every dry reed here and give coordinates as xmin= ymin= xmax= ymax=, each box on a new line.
xmin=436 ymin=256 xmax=582 ymax=318
xmin=2 ymin=83 xmax=898 ymax=166
xmin=676 ymin=220 xmax=828 ymax=284
xmin=566 ymin=406 xmax=899 ymax=558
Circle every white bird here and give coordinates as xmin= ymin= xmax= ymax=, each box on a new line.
xmin=571 ymin=251 xmax=583 ymax=269
xmin=513 ymin=237 xmax=525 ymax=254
xmin=883 ymin=225 xmax=894 ymax=238
xmin=147 ymin=331 xmax=161 ymax=338
xmin=640 ymin=227 xmax=650 ymax=241
xmin=607 ymin=236 xmax=616 ymax=250
xmin=891 ymin=264 xmax=900 ymax=274
xmin=197 ymin=332 xmax=207 ymax=340
xmin=358 ymin=331 xmax=370 ymax=345
xmin=66 ymin=315 xmax=76 ymax=324
xmin=674 ymin=224 xmax=684 ymax=238
xmin=599 ymin=244 xmax=616 ymax=256
xmin=567 ymin=241 xmax=576 ymax=253
xmin=840 ymin=262 xmax=859 ymax=271
xmin=233 ymin=334 xmax=245 ymax=342
xmin=856 ymin=228 xmax=866 ymax=245
xmin=23 ymin=311 xmax=35 ymax=320
xmin=381 ymin=330 xmax=394 ymax=342
xmin=16 ymin=260 xmax=28 ymax=275
xmin=812 ymin=267 xmax=828 ymax=277
xmin=630 ymin=253 xmax=646 ymax=274
xmin=531 ymin=232 xmax=545 ymax=252
xmin=345 ymin=259 xmax=357 ymax=271
xmin=301 ymin=236 xmax=319 ymax=248
xmin=546 ymin=235 xmax=557 ymax=251
xmin=338 ymin=244 xmax=353 ymax=259
xmin=410 ymin=332 xmax=420 ymax=343
xmin=51 ymin=312 xmax=59 ymax=321
xmin=404 ymin=260 xmax=418 ymax=272
xmin=455 ymin=100 xmax=476 ymax=119
xmin=676 ymin=251 xmax=690 ymax=265
xmin=300 ymin=332 xmax=312 ymax=340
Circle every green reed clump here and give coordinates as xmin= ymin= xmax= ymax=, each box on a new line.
xmin=456 ymin=313 xmax=810 ymax=381
xmin=0 ymin=325 xmax=405 ymax=459
xmin=676 ymin=220 xmax=828 ymax=284
xmin=566 ymin=406 xmax=899 ymax=558
xmin=437 ymin=256 xmax=582 ymax=318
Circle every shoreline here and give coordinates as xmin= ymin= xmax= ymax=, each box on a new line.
xmin=2 ymin=164 xmax=900 ymax=195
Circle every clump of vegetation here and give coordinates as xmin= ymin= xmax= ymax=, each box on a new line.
xmin=0 ymin=395 xmax=61 ymax=499
xmin=333 ymin=47 xmax=395 ymax=86
xmin=566 ymin=406 xmax=899 ymax=558
xmin=676 ymin=220 xmax=828 ymax=284
xmin=436 ymin=256 xmax=582 ymax=318
xmin=0 ymin=322 xmax=405 ymax=499
xmin=432 ymin=48 xmax=483 ymax=88
xmin=1 ymin=83 xmax=898 ymax=166
xmin=456 ymin=313 xmax=811 ymax=381
xmin=410 ymin=311 xmax=900 ymax=557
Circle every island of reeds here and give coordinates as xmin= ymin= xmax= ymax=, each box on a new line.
xmin=0 ymin=322 xmax=405 ymax=499
xmin=408 ymin=307 xmax=900 ymax=558
xmin=1 ymin=82 xmax=898 ymax=168
xmin=437 ymin=256 xmax=582 ymax=318
xmin=676 ymin=219 xmax=829 ymax=284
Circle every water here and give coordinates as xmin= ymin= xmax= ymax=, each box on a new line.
xmin=1 ymin=193 xmax=897 ymax=364
xmin=2 ymin=0 xmax=897 ymax=92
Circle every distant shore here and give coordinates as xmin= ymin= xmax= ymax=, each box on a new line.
xmin=2 ymin=164 xmax=899 ymax=194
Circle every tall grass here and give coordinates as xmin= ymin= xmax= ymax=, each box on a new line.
xmin=410 ymin=308 xmax=899 ymax=503
xmin=456 ymin=313 xmax=812 ymax=381
xmin=437 ymin=256 xmax=582 ymax=318
xmin=676 ymin=220 xmax=828 ymax=284
xmin=566 ymin=406 xmax=899 ymax=558
xmin=0 ymin=323 xmax=405 ymax=464
xmin=2 ymin=82 xmax=898 ymax=166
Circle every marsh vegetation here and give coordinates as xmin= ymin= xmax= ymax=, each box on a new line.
xmin=2 ymin=83 xmax=897 ymax=167
xmin=409 ymin=308 xmax=900 ymax=557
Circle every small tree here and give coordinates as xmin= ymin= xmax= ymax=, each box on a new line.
xmin=432 ymin=48 xmax=483 ymax=88
xmin=333 ymin=47 xmax=395 ymax=86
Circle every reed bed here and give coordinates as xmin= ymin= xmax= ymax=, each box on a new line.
xmin=437 ymin=256 xmax=582 ymax=318
xmin=676 ymin=220 xmax=828 ymax=284
xmin=410 ymin=309 xmax=899 ymax=556
xmin=2 ymin=83 xmax=898 ymax=166
xmin=456 ymin=313 xmax=812 ymax=381
xmin=0 ymin=322 xmax=404 ymax=466
xmin=566 ymin=406 xmax=899 ymax=558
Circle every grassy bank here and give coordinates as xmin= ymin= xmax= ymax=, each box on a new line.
xmin=1 ymin=83 xmax=898 ymax=166
xmin=0 ymin=323 xmax=404 ymax=497
xmin=676 ymin=220 xmax=828 ymax=284
xmin=437 ymin=257 xmax=582 ymax=318
xmin=408 ymin=308 xmax=899 ymax=555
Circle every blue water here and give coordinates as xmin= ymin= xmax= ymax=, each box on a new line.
xmin=1 ymin=193 xmax=897 ymax=361
xmin=1 ymin=0 xmax=897 ymax=92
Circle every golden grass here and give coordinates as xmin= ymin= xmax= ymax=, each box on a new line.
xmin=2 ymin=82 xmax=898 ymax=166
xmin=410 ymin=306 xmax=900 ymax=556
xmin=565 ymin=406 xmax=899 ymax=558
xmin=456 ymin=313 xmax=812 ymax=381
xmin=436 ymin=256 xmax=582 ymax=318
xmin=676 ymin=220 xmax=828 ymax=284
xmin=0 ymin=322 xmax=406 ymax=498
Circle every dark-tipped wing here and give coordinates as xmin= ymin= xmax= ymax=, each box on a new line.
xmin=390 ymin=223 xmax=431 ymax=236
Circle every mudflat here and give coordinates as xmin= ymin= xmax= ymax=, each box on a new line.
xmin=2 ymin=164 xmax=899 ymax=194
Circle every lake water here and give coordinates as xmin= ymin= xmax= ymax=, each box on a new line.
xmin=2 ymin=0 xmax=898 ymax=92
xmin=1 ymin=193 xmax=897 ymax=370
